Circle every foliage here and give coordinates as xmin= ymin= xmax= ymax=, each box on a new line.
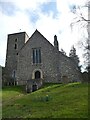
xmin=61 ymin=48 xmax=66 ymax=55
xmin=2 ymin=82 xmax=88 ymax=118
xmin=70 ymin=0 xmax=90 ymax=71
xmin=70 ymin=1 xmax=89 ymax=26
xmin=69 ymin=45 xmax=80 ymax=66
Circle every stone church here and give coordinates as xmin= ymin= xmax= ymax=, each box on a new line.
xmin=5 ymin=29 xmax=82 ymax=92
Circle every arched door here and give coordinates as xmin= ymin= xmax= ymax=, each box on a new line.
xmin=35 ymin=71 xmax=41 ymax=79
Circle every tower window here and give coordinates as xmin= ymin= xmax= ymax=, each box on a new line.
xmin=14 ymin=44 xmax=17 ymax=49
xmin=33 ymin=48 xmax=41 ymax=64
xmin=15 ymin=38 xmax=18 ymax=42
xmin=12 ymin=70 xmax=16 ymax=78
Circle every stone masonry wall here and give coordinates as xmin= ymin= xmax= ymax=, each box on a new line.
xmin=5 ymin=30 xmax=82 ymax=86
xmin=5 ymin=32 xmax=29 ymax=83
xmin=59 ymin=52 xmax=82 ymax=83
xmin=16 ymin=30 xmax=82 ymax=85
xmin=16 ymin=30 xmax=60 ymax=85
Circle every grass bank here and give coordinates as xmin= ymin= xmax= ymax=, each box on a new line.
xmin=2 ymin=82 xmax=88 ymax=118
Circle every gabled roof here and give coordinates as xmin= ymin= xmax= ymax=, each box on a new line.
xmin=16 ymin=30 xmax=79 ymax=70
xmin=18 ymin=29 xmax=55 ymax=53
xmin=26 ymin=29 xmax=54 ymax=47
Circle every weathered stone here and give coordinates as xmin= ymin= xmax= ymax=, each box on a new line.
xmin=4 ymin=30 xmax=83 ymax=91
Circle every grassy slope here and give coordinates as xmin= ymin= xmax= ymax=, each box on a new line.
xmin=2 ymin=82 xmax=88 ymax=118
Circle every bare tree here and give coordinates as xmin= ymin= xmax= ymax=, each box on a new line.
xmin=70 ymin=0 xmax=90 ymax=73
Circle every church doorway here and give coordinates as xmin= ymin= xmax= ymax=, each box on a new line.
xmin=35 ymin=71 xmax=41 ymax=79
xmin=32 ymin=84 xmax=37 ymax=92
xmin=32 ymin=69 xmax=43 ymax=79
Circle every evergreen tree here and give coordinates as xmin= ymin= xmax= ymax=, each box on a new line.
xmin=69 ymin=45 xmax=79 ymax=66
xmin=61 ymin=48 xmax=66 ymax=55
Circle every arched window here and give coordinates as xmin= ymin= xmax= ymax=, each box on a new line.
xmin=15 ymin=39 xmax=17 ymax=42
xmin=12 ymin=70 xmax=16 ymax=78
xmin=14 ymin=44 xmax=17 ymax=49
xmin=35 ymin=71 xmax=41 ymax=79
xmin=32 ymin=48 xmax=41 ymax=64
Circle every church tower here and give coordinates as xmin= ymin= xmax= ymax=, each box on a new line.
xmin=5 ymin=32 xmax=29 ymax=85
xmin=54 ymin=35 xmax=59 ymax=50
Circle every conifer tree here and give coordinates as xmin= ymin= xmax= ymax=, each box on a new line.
xmin=69 ymin=45 xmax=79 ymax=66
xmin=61 ymin=48 xmax=66 ymax=55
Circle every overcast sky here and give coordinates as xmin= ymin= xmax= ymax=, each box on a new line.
xmin=0 ymin=0 xmax=87 ymax=68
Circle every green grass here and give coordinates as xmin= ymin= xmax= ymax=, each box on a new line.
xmin=2 ymin=82 xmax=88 ymax=118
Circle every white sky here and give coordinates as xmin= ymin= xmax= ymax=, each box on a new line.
xmin=0 ymin=0 xmax=88 ymax=70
